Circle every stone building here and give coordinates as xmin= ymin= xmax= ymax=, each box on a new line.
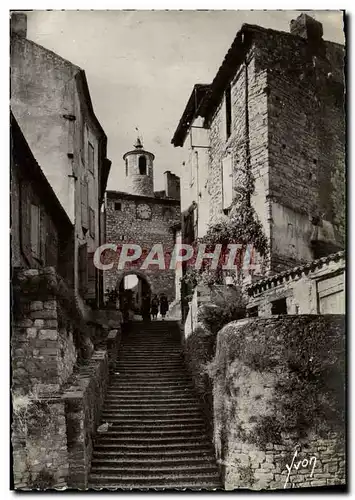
xmin=11 ymin=112 xmax=74 ymax=286
xmin=11 ymin=12 xmax=111 ymax=312
xmin=172 ymin=13 xmax=345 ymax=275
xmin=103 ymin=139 xmax=181 ymax=307
xmin=246 ymin=250 xmax=345 ymax=316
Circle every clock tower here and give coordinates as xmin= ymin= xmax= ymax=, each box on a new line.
xmin=104 ymin=136 xmax=181 ymax=306
xmin=123 ymin=137 xmax=155 ymax=196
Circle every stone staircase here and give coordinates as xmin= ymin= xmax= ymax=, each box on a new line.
xmin=89 ymin=320 xmax=221 ymax=491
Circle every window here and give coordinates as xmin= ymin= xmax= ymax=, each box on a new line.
xmin=248 ymin=306 xmax=258 ymax=317
xmin=81 ymin=177 xmax=89 ymax=231
xmin=88 ymin=142 xmax=94 ymax=174
xmin=78 ymin=243 xmax=88 ymax=295
xmin=139 ymin=156 xmax=147 ymax=175
xmin=222 ymin=156 xmax=233 ymax=210
xmin=225 ymin=84 xmax=232 ymax=140
xmin=30 ymin=204 xmax=41 ymax=259
xmin=125 ymin=159 xmax=128 ymax=176
xmin=89 ymin=207 xmax=95 ymax=238
xmin=115 ymin=202 xmax=122 ymax=211
xmin=271 ymin=298 xmax=287 ymax=315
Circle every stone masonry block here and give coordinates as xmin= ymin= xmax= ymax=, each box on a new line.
xmin=38 ymin=329 xmax=58 ymax=340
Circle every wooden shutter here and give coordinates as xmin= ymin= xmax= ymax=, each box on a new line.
xmin=45 ymin=215 xmax=58 ymax=267
xmin=20 ymin=181 xmax=31 ymax=263
xmin=89 ymin=207 xmax=95 ymax=238
xmin=86 ymin=251 xmax=96 ymax=301
xmin=30 ymin=203 xmax=40 ymax=259
xmin=88 ymin=142 xmax=94 ymax=174
xmin=78 ymin=243 xmax=88 ymax=295
xmin=222 ymin=156 xmax=233 ymax=210
xmin=81 ymin=177 xmax=89 ymax=230
xmin=40 ymin=208 xmax=47 ymax=263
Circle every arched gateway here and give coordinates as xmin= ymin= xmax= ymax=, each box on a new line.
xmin=103 ymin=136 xmax=181 ymax=308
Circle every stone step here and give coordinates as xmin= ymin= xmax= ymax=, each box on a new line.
xmin=114 ymin=364 xmax=184 ymax=369
xmin=103 ymin=399 xmax=199 ymax=406
xmin=105 ymin=388 xmax=194 ymax=395
xmin=100 ymin=413 xmax=203 ymax=420
xmin=89 ymin=472 xmax=220 ymax=486
xmin=103 ymin=403 xmax=201 ymax=418
xmin=89 ymin=481 xmax=220 ymax=491
xmin=89 ymin=322 xmax=220 ymax=491
xmin=109 ymin=379 xmax=191 ymax=385
xmin=91 ymin=455 xmax=216 ymax=466
xmin=91 ymin=449 xmax=215 ymax=460
xmin=94 ymin=428 xmax=207 ymax=438
xmin=107 ymin=386 xmax=194 ymax=397
xmin=96 ymin=422 xmax=206 ymax=431
xmin=90 ymin=463 xmax=218 ymax=474
xmin=95 ymin=436 xmax=211 ymax=445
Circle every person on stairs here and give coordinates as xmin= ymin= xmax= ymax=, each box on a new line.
xmin=141 ymin=293 xmax=151 ymax=322
xmin=151 ymin=294 xmax=159 ymax=320
xmin=159 ymin=293 xmax=169 ymax=320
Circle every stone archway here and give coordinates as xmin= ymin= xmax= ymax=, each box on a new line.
xmin=116 ymin=270 xmax=152 ymax=318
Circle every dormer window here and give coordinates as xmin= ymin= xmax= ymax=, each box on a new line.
xmin=139 ymin=156 xmax=147 ymax=175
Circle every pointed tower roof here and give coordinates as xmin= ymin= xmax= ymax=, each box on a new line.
xmin=123 ymin=136 xmax=155 ymax=161
xmin=134 ymin=137 xmax=143 ymax=149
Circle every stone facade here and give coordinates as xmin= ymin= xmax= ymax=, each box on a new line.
xmin=172 ymin=14 xmax=345 ymax=275
xmin=104 ymin=191 xmax=180 ymax=301
xmin=211 ymin=316 xmax=345 ymax=490
xmin=104 ymin=139 xmax=181 ymax=303
xmin=247 ymin=251 xmax=345 ymax=316
xmin=11 ymin=13 xmax=111 ymax=310
xmin=11 ymin=113 xmax=74 ymax=288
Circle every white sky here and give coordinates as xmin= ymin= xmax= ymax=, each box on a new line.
xmin=26 ymin=10 xmax=345 ymax=191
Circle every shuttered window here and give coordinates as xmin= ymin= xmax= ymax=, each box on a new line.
xmin=88 ymin=142 xmax=94 ymax=175
xmin=30 ymin=203 xmax=41 ymax=259
xmin=20 ymin=181 xmax=31 ymax=262
xmin=78 ymin=243 xmax=88 ymax=295
xmin=86 ymin=252 xmax=96 ymax=301
xmin=222 ymin=156 xmax=233 ymax=210
xmin=81 ymin=177 xmax=89 ymax=230
xmin=89 ymin=207 xmax=95 ymax=238
xmin=45 ymin=215 xmax=58 ymax=267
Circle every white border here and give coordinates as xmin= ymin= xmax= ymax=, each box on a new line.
xmin=2 ymin=2 xmax=352 ymax=499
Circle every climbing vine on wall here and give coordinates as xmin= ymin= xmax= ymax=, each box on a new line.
xmin=181 ymin=196 xmax=268 ymax=289
xmin=207 ymin=316 xmax=345 ymax=446
xmin=331 ymin=161 xmax=346 ymax=245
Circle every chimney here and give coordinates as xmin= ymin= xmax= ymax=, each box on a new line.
xmin=10 ymin=12 xmax=27 ymax=38
xmin=290 ymin=13 xmax=323 ymax=43
xmin=164 ymin=171 xmax=180 ymax=200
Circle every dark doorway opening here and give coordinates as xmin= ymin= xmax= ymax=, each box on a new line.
xmin=271 ymin=298 xmax=287 ymax=315
xmin=119 ymin=273 xmax=151 ymax=320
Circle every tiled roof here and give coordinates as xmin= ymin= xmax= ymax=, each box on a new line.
xmin=247 ymin=251 xmax=345 ymax=295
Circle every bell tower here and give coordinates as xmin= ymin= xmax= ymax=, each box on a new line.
xmin=123 ymin=137 xmax=155 ymax=196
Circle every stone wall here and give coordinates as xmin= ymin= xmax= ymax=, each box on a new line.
xmin=63 ymin=347 xmax=111 ymax=489
xmin=199 ymin=23 xmax=344 ymax=274
xmin=104 ymin=192 xmax=181 ymax=302
xmin=12 ymin=395 xmax=68 ymax=490
xmin=11 ymin=267 xmax=122 ymax=489
xmin=207 ymin=53 xmax=270 ymax=245
xmin=210 ymin=315 xmax=345 ymax=490
xmin=254 ymin=30 xmax=345 ymax=271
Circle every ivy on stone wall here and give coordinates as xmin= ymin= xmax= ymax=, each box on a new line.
xmin=181 ymin=197 xmax=268 ymax=289
xmin=331 ymin=161 xmax=346 ymax=245
xmin=208 ymin=316 xmax=345 ymax=446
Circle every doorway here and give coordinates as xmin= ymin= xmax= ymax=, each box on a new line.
xmin=118 ymin=273 xmax=151 ymax=315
